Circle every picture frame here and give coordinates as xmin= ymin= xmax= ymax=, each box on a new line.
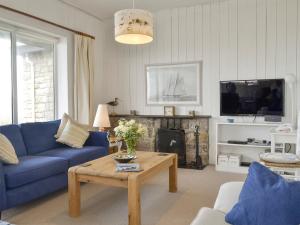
xmin=146 ymin=62 xmax=202 ymax=105
xmin=164 ymin=106 xmax=175 ymax=116
xmin=188 ymin=110 xmax=196 ymax=117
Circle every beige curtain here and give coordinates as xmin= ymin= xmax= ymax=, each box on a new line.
xmin=74 ymin=34 xmax=95 ymax=126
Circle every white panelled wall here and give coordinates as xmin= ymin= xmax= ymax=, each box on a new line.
xmin=103 ymin=0 xmax=300 ymax=164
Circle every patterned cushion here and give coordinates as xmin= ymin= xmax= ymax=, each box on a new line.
xmin=55 ymin=113 xmax=90 ymax=138
xmin=57 ymin=120 xmax=90 ymax=148
xmin=0 ymin=134 xmax=19 ymax=164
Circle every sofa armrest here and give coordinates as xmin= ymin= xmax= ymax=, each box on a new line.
xmin=213 ymin=182 xmax=244 ymax=214
xmin=0 ymin=162 xmax=7 ymax=211
xmin=85 ymin=131 xmax=109 ymax=148
xmin=190 ymin=207 xmax=229 ymax=225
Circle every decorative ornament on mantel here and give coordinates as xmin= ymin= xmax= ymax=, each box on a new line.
xmin=114 ymin=0 xmax=154 ymax=45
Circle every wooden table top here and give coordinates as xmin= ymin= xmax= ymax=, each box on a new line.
xmin=69 ymin=151 xmax=176 ymax=180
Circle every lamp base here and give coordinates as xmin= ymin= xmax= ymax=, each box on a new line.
xmin=99 ymin=127 xmax=110 ymax=133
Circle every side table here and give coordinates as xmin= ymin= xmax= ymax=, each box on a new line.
xmin=260 ymin=160 xmax=300 ymax=181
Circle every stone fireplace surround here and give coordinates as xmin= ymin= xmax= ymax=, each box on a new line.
xmin=109 ymin=115 xmax=211 ymax=166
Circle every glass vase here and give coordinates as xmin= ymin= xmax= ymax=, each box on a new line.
xmin=126 ymin=141 xmax=137 ymax=156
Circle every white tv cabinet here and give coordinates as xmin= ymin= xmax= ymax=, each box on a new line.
xmin=216 ymin=122 xmax=280 ymax=174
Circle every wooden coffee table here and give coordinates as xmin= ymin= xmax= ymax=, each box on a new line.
xmin=68 ymin=151 xmax=178 ymax=225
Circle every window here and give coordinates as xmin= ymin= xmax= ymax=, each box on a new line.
xmin=0 ymin=30 xmax=12 ymax=125
xmin=0 ymin=24 xmax=56 ymax=125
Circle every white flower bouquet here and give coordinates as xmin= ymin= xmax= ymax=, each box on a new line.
xmin=114 ymin=119 xmax=147 ymax=155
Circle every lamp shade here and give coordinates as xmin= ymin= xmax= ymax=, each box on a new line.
xmin=93 ymin=104 xmax=111 ymax=128
xmin=114 ymin=9 xmax=153 ymax=45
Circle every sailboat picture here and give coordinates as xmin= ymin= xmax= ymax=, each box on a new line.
xmin=146 ymin=62 xmax=201 ymax=105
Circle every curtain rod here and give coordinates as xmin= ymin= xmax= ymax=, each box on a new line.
xmin=0 ymin=4 xmax=95 ymax=40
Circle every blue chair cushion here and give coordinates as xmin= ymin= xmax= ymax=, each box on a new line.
xmin=37 ymin=146 xmax=107 ymax=166
xmin=3 ymin=156 xmax=68 ymax=189
xmin=20 ymin=120 xmax=65 ymax=154
xmin=0 ymin=125 xmax=27 ymax=157
xmin=225 ymin=162 xmax=300 ymax=225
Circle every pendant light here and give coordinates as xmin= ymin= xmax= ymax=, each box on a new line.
xmin=114 ymin=0 xmax=154 ymax=45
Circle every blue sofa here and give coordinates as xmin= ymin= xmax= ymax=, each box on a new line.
xmin=0 ymin=120 xmax=109 ymax=216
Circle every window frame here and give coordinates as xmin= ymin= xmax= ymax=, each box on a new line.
xmin=0 ymin=21 xmax=58 ymax=124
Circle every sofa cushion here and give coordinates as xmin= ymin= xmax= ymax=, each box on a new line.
xmin=56 ymin=120 xmax=90 ymax=148
xmin=37 ymin=146 xmax=107 ymax=166
xmin=55 ymin=113 xmax=90 ymax=138
xmin=0 ymin=134 xmax=19 ymax=164
xmin=20 ymin=120 xmax=65 ymax=154
xmin=225 ymin=162 xmax=300 ymax=225
xmin=4 ymin=156 xmax=68 ymax=189
xmin=190 ymin=207 xmax=229 ymax=225
xmin=0 ymin=125 xmax=27 ymax=157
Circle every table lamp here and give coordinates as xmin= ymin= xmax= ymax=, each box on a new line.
xmin=93 ymin=104 xmax=111 ymax=131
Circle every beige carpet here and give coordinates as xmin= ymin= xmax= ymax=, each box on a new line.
xmin=3 ymin=166 xmax=245 ymax=225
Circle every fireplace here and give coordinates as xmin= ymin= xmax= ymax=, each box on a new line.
xmin=109 ymin=114 xmax=210 ymax=166
xmin=155 ymin=128 xmax=186 ymax=167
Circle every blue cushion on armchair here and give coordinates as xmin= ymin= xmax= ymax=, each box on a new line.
xmin=225 ymin=162 xmax=300 ymax=225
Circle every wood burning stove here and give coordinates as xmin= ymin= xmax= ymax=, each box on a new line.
xmin=155 ymin=128 xmax=186 ymax=167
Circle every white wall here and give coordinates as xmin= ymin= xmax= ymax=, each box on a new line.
xmin=0 ymin=0 xmax=106 ymax=115
xmin=102 ymin=0 xmax=300 ymax=164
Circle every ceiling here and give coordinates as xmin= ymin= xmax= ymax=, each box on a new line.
xmin=60 ymin=0 xmax=212 ymax=20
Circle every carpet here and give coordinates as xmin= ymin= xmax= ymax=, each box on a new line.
xmin=3 ymin=166 xmax=245 ymax=225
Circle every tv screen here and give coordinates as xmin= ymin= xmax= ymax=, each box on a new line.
xmin=220 ymin=79 xmax=285 ymax=116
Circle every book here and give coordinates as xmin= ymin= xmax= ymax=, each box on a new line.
xmin=116 ymin=163 xmax=142 ymax=172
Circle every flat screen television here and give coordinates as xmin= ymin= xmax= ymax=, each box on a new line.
xmin=220 ymin=79 xmax=285 ymax=116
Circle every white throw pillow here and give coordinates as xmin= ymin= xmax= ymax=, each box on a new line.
xmin=0 ymin=134 xmax=19 ymax=164
xmin=55 ymin=113 xmax=91 ymax=138
xmin=56 ymin=120 xmax=90 ymax=148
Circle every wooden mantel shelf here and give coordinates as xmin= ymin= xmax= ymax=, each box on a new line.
xmin=109 ymin=114 xmax=211 ymax=119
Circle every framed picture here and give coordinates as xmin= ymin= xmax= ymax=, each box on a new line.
xmin=164 ymin=106 xmax=175 ymax=116
xmin=146 ymin=62 xmax=202 ymax=105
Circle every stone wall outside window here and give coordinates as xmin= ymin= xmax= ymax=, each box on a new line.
xmin=20 ymin=50 xmax=54 ymax=122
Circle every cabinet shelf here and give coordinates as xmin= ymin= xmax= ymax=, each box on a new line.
xmin=217 ymin=142 xmax=270 ymax=149
xmin=217 ymin=122 xmax=281 ymax=127
xmin=216 ymin=121 xmax=280 ymax=174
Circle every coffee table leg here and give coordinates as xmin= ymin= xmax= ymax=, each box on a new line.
xmin=128 ymin=176 xmax=141 ymax=225
xmin=68 ymin=169 xmax=81 ymax=217
xmin=169 ymin=154 xmax=178 ymax=193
